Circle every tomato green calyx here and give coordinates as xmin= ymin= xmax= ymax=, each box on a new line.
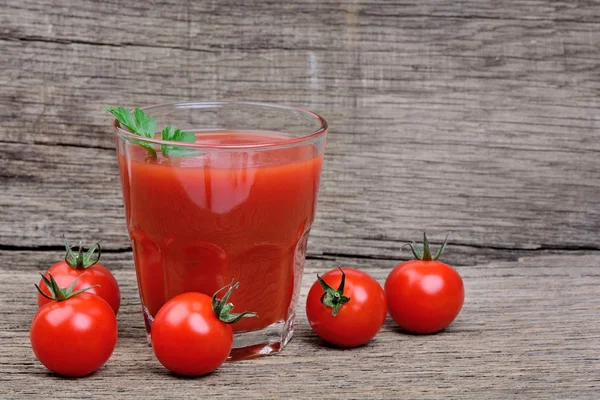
xmin=404 ymin=232 xmax=449 ymax=261
xmin=35 ymin=273 xmax=98 ymax=302
xmin=317 ymin=267 xmax=351 ymax=317
xmin=64 ymin=239 xmax=102 ymax=269
xmin=212 ymin=281 xmax=258 ymax=324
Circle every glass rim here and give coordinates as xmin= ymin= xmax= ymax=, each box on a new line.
xmin=112 ymin=100 xmax=328 ymax=150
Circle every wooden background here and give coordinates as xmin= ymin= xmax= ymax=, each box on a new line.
xmin=1 ymin=0 xmax=599 ymax=398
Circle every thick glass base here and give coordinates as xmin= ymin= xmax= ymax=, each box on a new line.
xmin=143 ymin=306 xmax=295 ymax=361
xmin=229 ymin=313 xmax=295 ymax=360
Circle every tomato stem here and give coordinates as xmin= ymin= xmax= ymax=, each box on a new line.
xmin=211 ymin=281 xmax=258 ymax=324
xmin=317 ymin=267 xmax=351 ymax=316
xmin=35 ymin=273 xmax=98 ymax=302
xmin=404 ymin=232 xmax=449 ymax=261
xmin=64 ymin=238 xmax=102 ymax=269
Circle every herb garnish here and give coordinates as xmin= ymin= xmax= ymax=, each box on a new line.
xmin=105 ymin=106 xmax=196 ymax=158
xmin=160 ymin=125 xmax=197 ymax=157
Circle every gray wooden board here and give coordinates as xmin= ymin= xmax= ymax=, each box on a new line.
xmin=2 ymin=0 xmax=600 ymax=397
xmin=1 ymin=0 xmax=600 ymax=258
xmin=1 ymin=251 xmax=599 ymax=399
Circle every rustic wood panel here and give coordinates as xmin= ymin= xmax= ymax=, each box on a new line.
xmin=1 ymin=1 xmax=599 ymax=258
xmin=2 ymin=1 xmax=600 ymax=395
xmin=1 ymin=137 xmax=599 ymax=263
xmin=1 ymin=251 xmax=599 ymax=398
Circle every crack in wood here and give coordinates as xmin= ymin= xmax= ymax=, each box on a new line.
xmin=0 ymin=139 xmax=114 ymax=152
xmin=1 ymin=244 xmax=598 ymax=259
xmin=0 ymin=34 xmax=216 ymax=54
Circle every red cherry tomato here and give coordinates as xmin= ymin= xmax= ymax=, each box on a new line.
xmin=151 ymin=283 xmax=256 ymax=376
xmin=306 ymin=267 xmax=387 ymax=348
xmin=31 ymin=277 xmax=118 ymax=377
xmin=385 ymin=233 xmax=464 ymax=334
xmin=37 ymin=241 xmax=120 ymax=314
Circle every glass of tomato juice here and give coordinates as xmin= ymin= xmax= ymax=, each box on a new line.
xmin=111 ymin=101 xmax=327 ymax=359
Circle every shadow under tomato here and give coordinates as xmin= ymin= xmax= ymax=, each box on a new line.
xmin=383 ymin=318 xmax=451 ymax=336
xmin=45 ymin=369 xmax=100 ymax=379
xmin=300 ymin=331 xmax=375 ymax=350
xmin=152 ymin=368 xmax=218 ymax=379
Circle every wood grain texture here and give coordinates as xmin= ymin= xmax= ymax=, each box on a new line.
xmin=1 ymin=251 xmax=599 ymax=399
xmin=1 ymin=1 xmax=600 ymax=397
xmin=1 ymin=0 xmax=600 ymax=258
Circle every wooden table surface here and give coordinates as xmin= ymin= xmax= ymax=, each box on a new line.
xmin=1 ymin=0 xmax=599 ymax=398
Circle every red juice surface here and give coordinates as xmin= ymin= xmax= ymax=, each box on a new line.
xmin=117 ymin=132 xmax=323 ymax=332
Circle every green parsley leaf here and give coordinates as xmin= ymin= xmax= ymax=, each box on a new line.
xmin=176 ymin=130 xmax=196 ymax=143
xmin=133 ymin=108 xmax=157 ymax=138
xmin=161 ymin=125 xmax=176 ymax=141
xmin=106 ymin=106 xmax=197 ymax=159
xmin=130 ymin=138 xmax=157 ymax=158
xmin=160 ymin=126 xmax=198 ymax=156
xmin=105 ymin=106 xmax=136 ymax=133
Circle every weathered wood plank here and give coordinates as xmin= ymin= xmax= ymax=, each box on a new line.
xmin=2 ymin=0 xmax=600 ymax=397
xmin=1 ymin=131 xmax=599 ymax=259
xmin=3 ymin=10 xmax=600 ymax=150
xmin=2 ymin=0 xmax=599 ymax=54
xmin=1 ymin=251 xmax=599 ymax=398
xmin=1 ymin=1 xmax=599 ymax=257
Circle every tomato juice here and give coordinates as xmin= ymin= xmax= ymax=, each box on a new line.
xmin=117 ymin=132 xmax=323 ymax=333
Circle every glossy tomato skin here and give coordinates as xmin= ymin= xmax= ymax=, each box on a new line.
xmin=37 ymin=261 xmax=121 ymax=314
xmin=151 ymin=292 xmax=233 ymax=376
xmin=306 ymin=267 xmax=387 ymax=348
xmin=385 ymin=260 xmax=464 ymax=334
xmin=30 ymin=293 xmax=118 ymax=377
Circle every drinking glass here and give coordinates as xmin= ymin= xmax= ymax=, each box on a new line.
xmin=112 ymin=101 xmax=327 ymax=359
